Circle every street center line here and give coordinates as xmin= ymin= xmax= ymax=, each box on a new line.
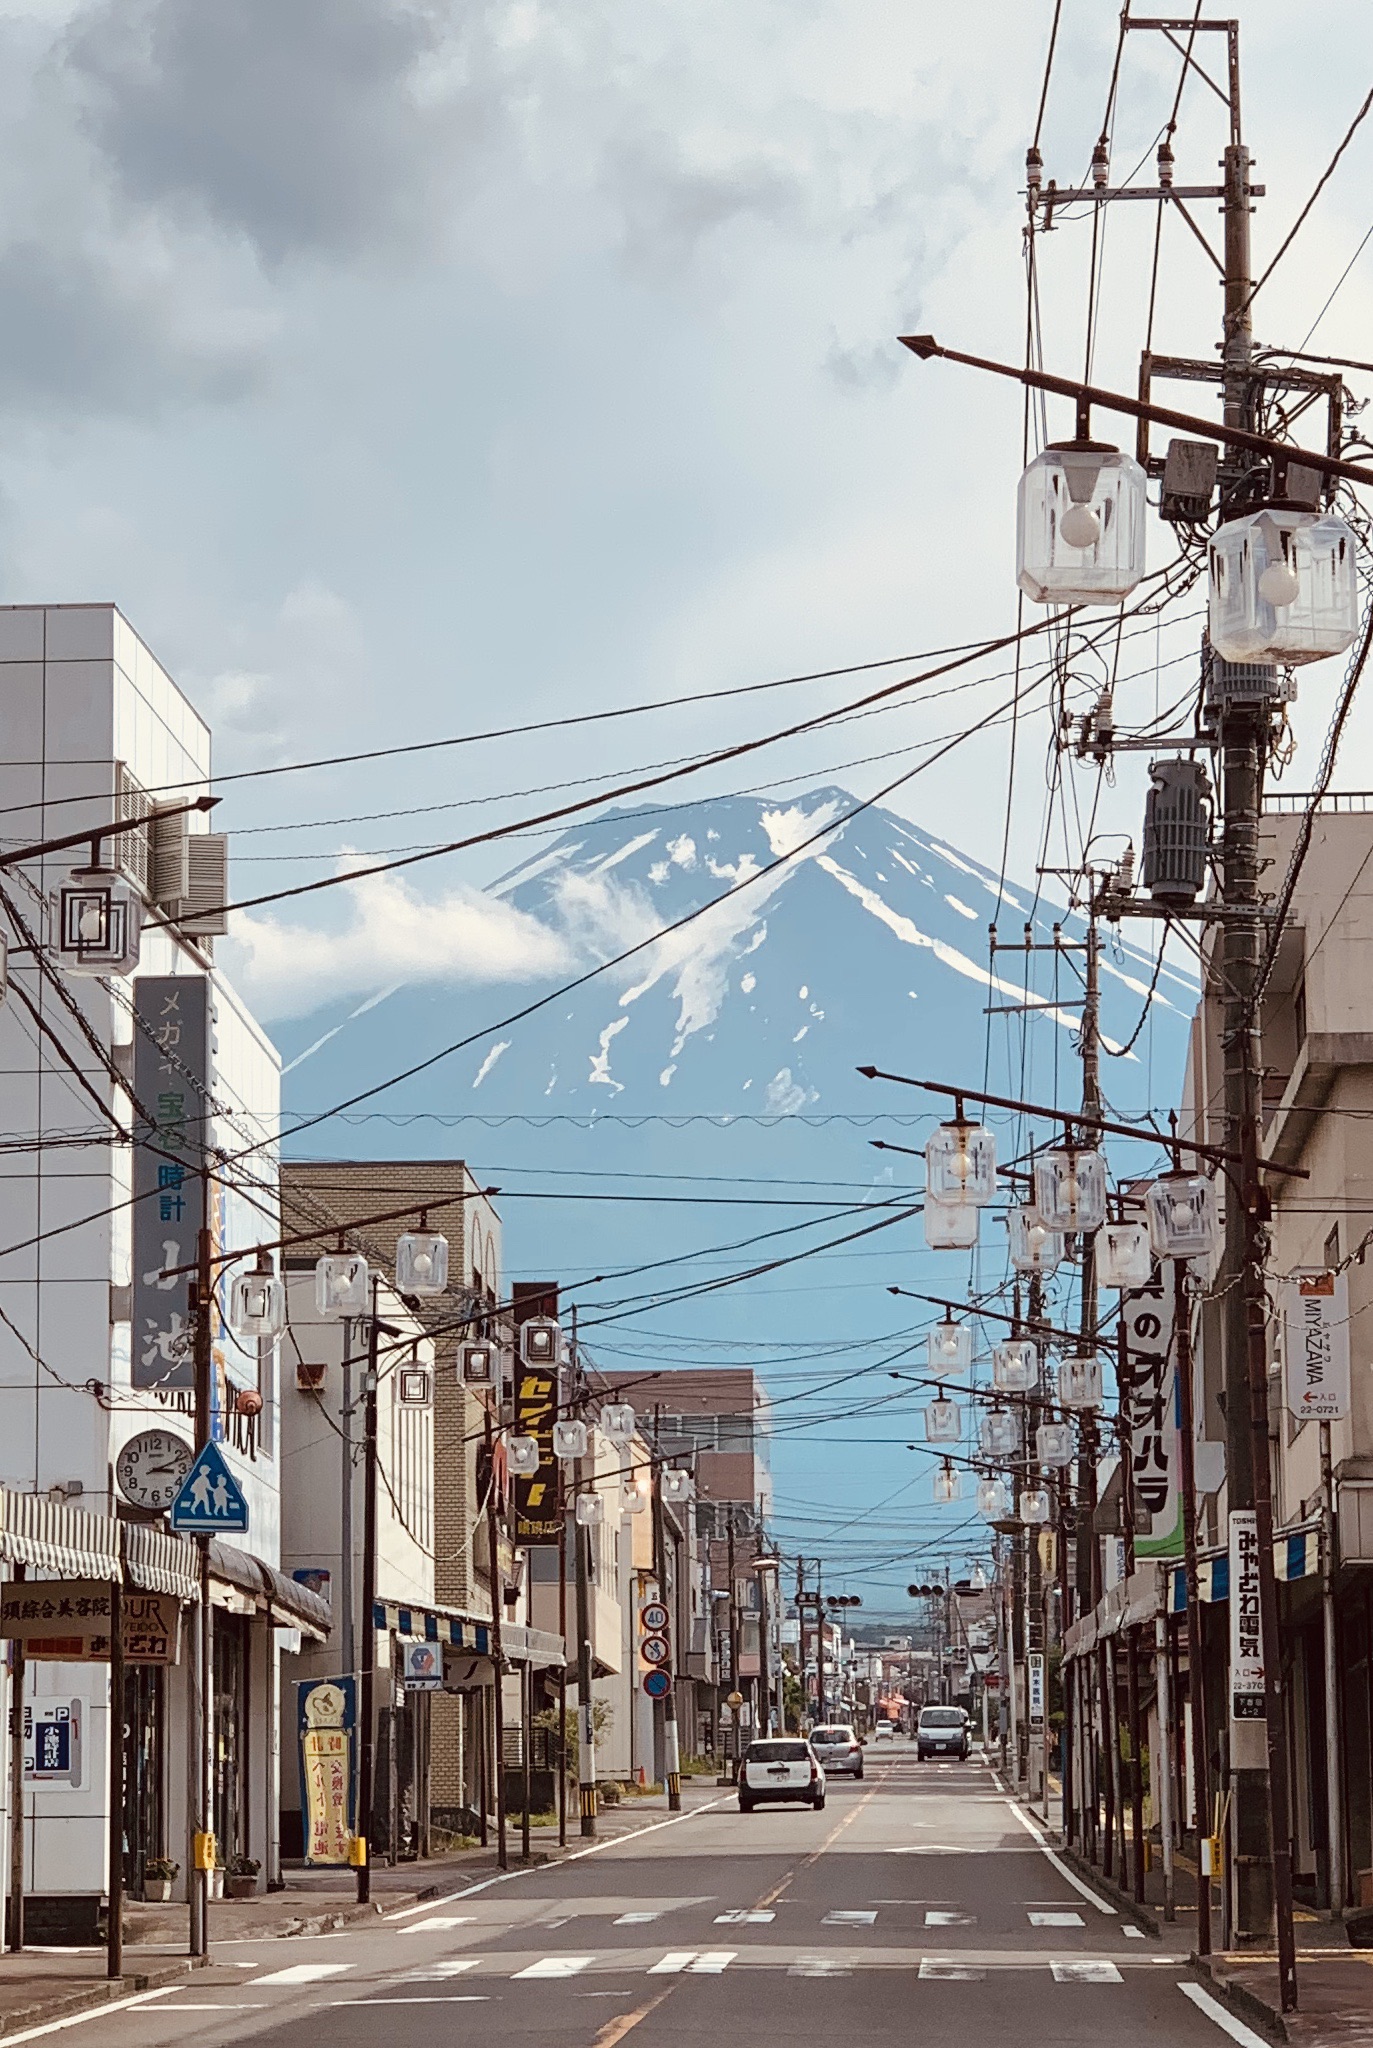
xmin=591 ymin=1984 xmax=676 ymax=2048
xmin=1177 ymin=1982 xmax=1272 ymax=2047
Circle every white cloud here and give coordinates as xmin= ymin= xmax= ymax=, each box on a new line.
xmin=224 ymin=861 xmax=572 ymax=1020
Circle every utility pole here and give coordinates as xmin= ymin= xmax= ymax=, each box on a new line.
xmin=484 ymin=1402 xmax=508 ymax=1871
xmin=356 ymin=1285 xmax=381 ymax=1905
xmin=340 ymin=1318 xmax=355 ymax=1689
xmin=571 ymin=1329 xmax=596 ymax=1838
xmin=650 ymin=1412 xmax=682 ymax=1810
xmin=189 ymin=1186 xmax=214 ymax=1956
xmin=1174 ymin=1258 xmax=1212 ymax=1954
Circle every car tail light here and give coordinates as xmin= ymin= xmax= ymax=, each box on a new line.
xmin=810 ymin=1761 xmax=819 ymax=1782
xmin=849 ymin=1741 xmax=860 ymax=1752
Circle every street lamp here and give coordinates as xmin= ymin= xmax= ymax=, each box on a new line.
xmin=1016 ymin=439 xmax=1148 ymax=606
xmin=1209 ymin=506 xmax=1359 ymax=665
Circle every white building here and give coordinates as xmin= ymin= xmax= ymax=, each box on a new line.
xmin=0 ymin=604 xmax=322 ymax=1937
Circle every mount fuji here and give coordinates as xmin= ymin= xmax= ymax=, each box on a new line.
xmin=268 ymin=786 xmax=1197 ymax=1599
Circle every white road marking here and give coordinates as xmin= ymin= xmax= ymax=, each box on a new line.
xmin=1029 ymin=1911 xmax=1085 ymax=1928
xmin=920 ymin=1961 xmax=986 ymax=1980
xmin=1123 ymin=1926 xmax=1146 ymax=1940
xmin=331 ymin=1996 xmax=489 ymax=2006
xmin=401 ymin=1916 xmax=476 ymax=1934
xmin=514 ymin=1956 xmax=592 ymax=1979
xmin=409 ymin=1960 xmax=483 ymax=1979
xmin=1003 ymin=1802 xmax=1118 ymax=1914
xmin=615 ymin=1912 xmax=662 ymax=1924
xmin=0 ymin=1989 xmax=182 ymax=2044
xmin=1051 ymin=1961 xmax=1123 ymax=1983
xmin=789 ymin=1958 xmax=852 ymax=1977
xmin=250 ymin=1963 xmax=353 ymax=1986
xmin=925 ymin=1910 xmax=975 ymax=1926
xmin=689 ymin=1952 xmax=736 ymax=1973
xmin=648 ymin=1953 xmax=697 ymax=1974
xmin=714 ymin=1909 xmax=774 ymax=1923
xmin=1178 ymin=1981 xmax=1272 ymax=2047
xmin=822 ymin=1910 xmax=877 ymax=1925
xmin=153 ymin=2007 xmax=267 ymax=2013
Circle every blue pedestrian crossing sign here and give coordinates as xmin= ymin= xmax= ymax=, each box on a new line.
xmin=169 ymin=1441 xmax=249 ymax=1534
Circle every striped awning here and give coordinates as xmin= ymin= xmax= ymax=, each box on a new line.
xmin=122 ymin=1522 xmax=200 ymax=1602
xmin=1168 ymin=1525 xmax=1321 ymax=1611
xmin=1276 ymin=1529 xmax=1321 ymax=1582
xmin=0 ymin=1492 xmax=120 ymax=1580
xmin=374 ymin=1601 xmax=489 ymax=1654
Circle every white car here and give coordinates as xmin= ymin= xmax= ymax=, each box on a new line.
xmin=873 ymin=1721 xmax=895 ymax=1741
xmin=809 ymin=1724 xmax=864 ymax=1778
xmin=738 ymin=1738 xmax=826 ymax=1812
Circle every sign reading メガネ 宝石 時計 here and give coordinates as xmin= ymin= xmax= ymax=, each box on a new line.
xmin=1280 ymin=1270 xmax=1350 ymax=1422
xmin=132 ymin=977 xmax=210 ymax=1392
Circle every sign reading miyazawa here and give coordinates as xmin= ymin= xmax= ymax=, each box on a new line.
xmin=1280 ymin=1269 xmax=1351 ymax=1423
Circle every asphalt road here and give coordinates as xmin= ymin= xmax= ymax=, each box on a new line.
xmin=42 ymin=1740 xmax=1256 ymax=2048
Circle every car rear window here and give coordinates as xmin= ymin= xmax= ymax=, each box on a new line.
xmin=920 ymin=1709 xmax=963 ymax=1728
xmin=811 ymin=1728 xmax=853 ymax=1743
xmin=748 ymin=1740 xmax=810 ymax=1762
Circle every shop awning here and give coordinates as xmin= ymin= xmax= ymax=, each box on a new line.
xmin=374 ymin=1599 xmax=489 ymax=1654
xmin=208 ymin=1543 xmax=331 ymax=1639
xmin=0 ymin=1492 xmax=121 ymax=1580
xmin=502 ymin=1621 xmax=566 ymax=1670
xmin=123 ymin=1522 xmax=200 ymax=1602
xmin=1166 ymin=1523 xmax=1321 ymax=1612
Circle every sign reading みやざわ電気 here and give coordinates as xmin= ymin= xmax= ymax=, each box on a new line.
xmin=1281 ymin=1270 xmax=1350 ymax=1422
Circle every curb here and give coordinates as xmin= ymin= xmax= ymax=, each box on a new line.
xmin=1189 ymin=1954 xmax=1290 ymax=2045
xmin=1054 ymin=1840 xmax=1163 ymax=1938
xmin=0 ymin=1956 xmax=205 ymax=2038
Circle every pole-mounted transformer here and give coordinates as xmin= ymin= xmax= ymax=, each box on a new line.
xmin=1142 ymin=758 xmax=1211 ymax=909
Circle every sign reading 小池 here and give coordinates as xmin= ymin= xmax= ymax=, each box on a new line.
xmin=132 ymin=976 xmax=210 ymax=1392
xmin=1229 ymin=1509 xmax=1264 ymax=1723
xmin=1120 ymin=1265 xmax=1182 ymax=1558
xmin=512 ymin=1356 xmax=562 ymax=1545
xmin=298 ymin=1678 xmax=356 ymax=1866
xmin=0 ymin=1583 xmax=180 ymax=1664
xmin=1281 ymin=1270 xmax=1350 ymax=1422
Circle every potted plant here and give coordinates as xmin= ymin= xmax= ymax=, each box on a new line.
xmin=225 ymin=1855 xmax=260 ymax=1900
xmin=143 ymin=1857 xmax=178 ymax=1904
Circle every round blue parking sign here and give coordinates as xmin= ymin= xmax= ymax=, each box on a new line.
xmin=642 ymin=1668 xmax=672 ymax=1699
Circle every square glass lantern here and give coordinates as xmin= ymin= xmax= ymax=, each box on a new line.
xmin=977 ymin=1477 xmax=1010 ymax=1519
xmin=992 ymin=1339 xmax=1038 ymax=1393
xmin=1019 ymin=1487 xmax=1051 ymax=1526
xmin=1097 ymin=1219 xmax=1152 ymax=1289
xmin=924 ymin=1397 xmax=962 ymax=1444
xmin=505 ymin=1434 xmax=541 ymax=1475
xmin=228 ymin=1269 xmax=285 ymax=1338
xmin=1007 ymin=1205 xmax=1064 ymax=1276
xmin=933 ymin=1463 xmax=961 ymax=1504
xmin=1058 ymin=1354 xmax=1104 ymax=1410
xmin=315 ymin=1252 xmax=369 ymax=1318
xmin=600 ymin=1401 xmax=636 ymax=1444
xmin=1146 ymin=1172 xmax=1220 ymax=1263
xmin=575 ymin=1492 xmax=604 ymax=1526
xmin=1036 ymin=1421 xmax=1075 ymax=1467
xmin=928 ymin=1319 xmax=972 ymax=1375
xmin=395 ymin=1231 xmax=448 ymax=1296
xmin=1209 ymin=508 xmax=1359 ymax=666
xmin=520 ymin=1317 xmax=562 ymax=1367
xmin=924 ymin=1120 xmax=996 ymax=1207
xmin=626 ymin=1477 xmax=649 ymax=1514
xmin=980 ymin=1408 xmax=1021 ymax=1457
xmin=553 ymin=1419 xmax=588 ymax=1461
xmin=1017 ymin=442 xmax=1148 ymax=606
xmin=1034 ymin=1146 xmax=1108 ymax=1234
xmin=57 ymin=870 xmax=143 ymax=976
xmin=924 ymin=1199 xmax=979 ymax=1251
xmin=460 ymin=1342 xmax=497 ymax=1386
xmin=662 ymin=1469 xmax=692 ymax=1501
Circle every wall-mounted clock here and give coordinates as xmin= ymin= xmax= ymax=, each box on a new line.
xmin=115 ymin=1429 xmax=194 ymax=1513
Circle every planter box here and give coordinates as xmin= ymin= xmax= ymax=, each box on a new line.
xmin=143 ymin=1878 xmax=174 ymax=1903
xmin=225 ymin=1875 xmax=258 ymax=1900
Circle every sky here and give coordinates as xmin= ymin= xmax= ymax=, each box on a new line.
xmin=2 ymin=1 xmax=1372 ymax=1604
xmin=0 ymin=0 xmax=1367 ymax=1030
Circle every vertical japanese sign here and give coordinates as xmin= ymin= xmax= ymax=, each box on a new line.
xmin=132 ymin=978 xmax=209 ymax=1390
xmin=1229 ymin=1509 xmax=1264 ymax=1722
xmin=1028 ymin=1651 xmax=1045 ymax=1724
xmin=298 ymin=1677 xmax=356 ymax=1865
xmin=1121 ymin=1266 xmax=1182 ymax=1558
xmin=512 ymin=1356 xmax=562 ymax=1544
xmin=1281 ymin=1270 xmax=1351 ymax=1422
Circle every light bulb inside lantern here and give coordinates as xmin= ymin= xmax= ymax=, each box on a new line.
xmin=78 ymin=903 xmax=103 ymax=941
xmin=1258 ymin=560 xmax=1300 ymax=607
xmin=1060 ymin=502 xmax=1101 ymax=549
xmin=411 ymin=1250 xmax=432 ymax=1280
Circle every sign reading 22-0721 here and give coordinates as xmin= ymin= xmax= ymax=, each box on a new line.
xmin=1280 ymin=1269 xmax=1350 ymax=1423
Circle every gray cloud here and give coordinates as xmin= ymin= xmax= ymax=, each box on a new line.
xmin=64 ymin=0 xmax=494 ymax=265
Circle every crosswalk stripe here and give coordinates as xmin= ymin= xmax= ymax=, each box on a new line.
xmin=822 ymin=1910 xmax=876 ymax=1926
xmin=615 ymin=1913 xmax=662 ymax=1925
xmin=714 ymin=1910 xmax=774 ymax=1924
xmin=920 ymin=1961 xmax=985 ymax=1980
xmin=409 ymin=1961 xmax=482 ymax=1980
xmin=1028 ymin=1911 xmax=1084 ymax=1927
xmin=788 ymin=1958 xmax=852 ymax=1978
xmin=689 ymin=1952 xmax=736 ymax=1974
xmin=1123 ymin=1927 xmax=1146 ymax=1940
xmin=925 ymin=1911 xmax=975 ymax=1926
xmin=401 ymin=1917 xmax=475 ymax=1934
xmin=1051 ymin=1961 xmax=1123 ymax=1983
xmin=513 ymin=1957 xmax=593 ymax=1979
xmin=648 ymin=1953 xmax=697 ymax=1975
xmin=249 ymin=1964 xmax=352 ymax=1986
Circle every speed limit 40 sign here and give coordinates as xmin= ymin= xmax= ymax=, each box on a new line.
xmin=640 ymin=1602 xmax=669 ymax=1633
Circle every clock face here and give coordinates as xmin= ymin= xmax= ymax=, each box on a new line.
xmin=115 ymin=1430 xmax=194 ymax=1513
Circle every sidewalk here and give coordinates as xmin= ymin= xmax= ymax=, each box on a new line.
xmin=0 ymin=1779 xmax=726 ymax=2038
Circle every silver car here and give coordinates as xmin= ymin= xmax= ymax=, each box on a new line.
xmin=808 ymin=1723 xmax=864 ymax=1778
